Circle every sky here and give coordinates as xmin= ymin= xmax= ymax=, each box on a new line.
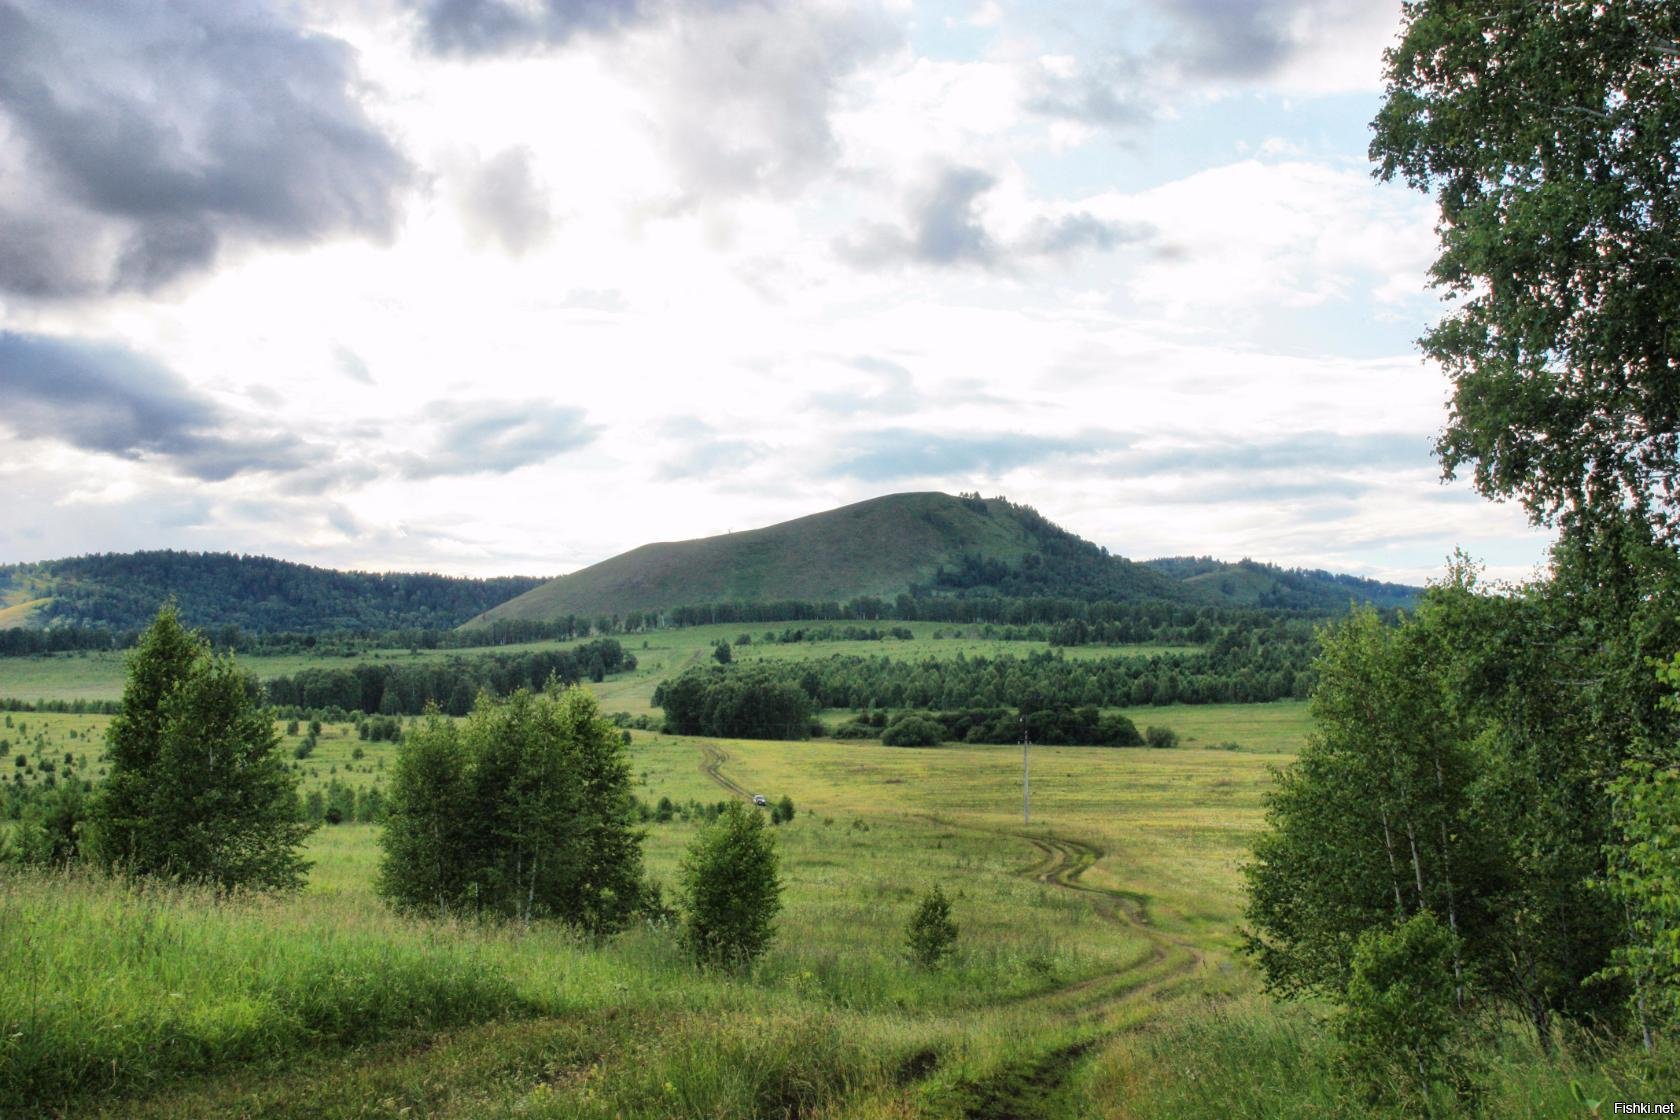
xmin=0 ymin=0 xmax=1556 ymax=584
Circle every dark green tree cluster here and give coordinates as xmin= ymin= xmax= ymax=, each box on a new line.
xmin=654 ymin=666 xmax=816 ymax=739
xmin=377 ymin=688 xmax=644 ymax=932
xmin=657 ymin=645 xmax=1307 ymax=736
xmin=264 ymin=639 xmax=633 ymax=715
xmin=87 ymin=606 xmax=313 ymax=890
xmin=839 ymin=706 xmax=1144 ymax=748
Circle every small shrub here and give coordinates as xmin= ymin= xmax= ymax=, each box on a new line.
xmin=1144 ymin=725 xmax=1178 ymax=749
xmin=678 ymin=801 xmax=782 ymax=969
xmin=1337 ymin=911 xmax=1477 ymax=1106
xmin=882 ymin=715 xmax=943 ymax=747
xmin=906 ymin=885 xmax=958 ymax=969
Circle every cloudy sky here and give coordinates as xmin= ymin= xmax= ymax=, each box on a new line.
xmin=0 ymin=0 xmax=1554 ymax=582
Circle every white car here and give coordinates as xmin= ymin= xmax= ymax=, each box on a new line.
xmin=752 ymin=794 xmax=768 ymax=806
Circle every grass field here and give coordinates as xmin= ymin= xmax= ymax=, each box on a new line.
xmin=2 ymin=701 xmax=1640 ymax=1118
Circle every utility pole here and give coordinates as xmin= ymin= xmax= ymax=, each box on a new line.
xmin=1021 ymin=716 xmax=1031 ymax=824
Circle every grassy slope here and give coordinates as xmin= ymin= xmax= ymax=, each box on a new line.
xmin=474 ymin=492 xmax=1183 ymax=624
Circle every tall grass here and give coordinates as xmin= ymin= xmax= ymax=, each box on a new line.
xmin=1077 ymin=994 xmax=1674 ymax=1120
xmin=0 ymin=869 xmax=533 ymax=1112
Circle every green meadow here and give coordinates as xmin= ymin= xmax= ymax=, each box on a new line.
xmin=0 ymin=625 xmax=1650 ymax=1117
xmin=3 ymin=702 xmax=1639 ymax=1117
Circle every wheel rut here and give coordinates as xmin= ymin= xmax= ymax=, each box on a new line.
xmin=691 ymin=741 xmax=1208 ymax=1118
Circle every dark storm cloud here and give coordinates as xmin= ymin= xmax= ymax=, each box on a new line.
xmin=399 ymin=401 xmax=600 ymax=478
xmin=0 ymin=331 xmax=313 ymax=480
xmin=458 ymin=146 xmax=555 ymax=254
xmin=829 ymin=429 xmax=1114 ymax=482
xmin=840 ymin=166 xmax=1153 ymax=270
xmin=0 ymin=0 xmax=411 ymax=300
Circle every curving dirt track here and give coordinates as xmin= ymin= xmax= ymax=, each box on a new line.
xmin=691 ymin=740 xmax=1210 ymax=1118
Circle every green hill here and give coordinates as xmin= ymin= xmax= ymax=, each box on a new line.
xmin=0 ymin=552 xmax=546 ymax=634
xmin=1145 ymin=556 xmax=1419 ymax=611
xmin=472 ymin=492 xmax=1192 ymax=624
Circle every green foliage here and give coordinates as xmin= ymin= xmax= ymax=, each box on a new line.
xmin=376 ymin=688 xmax=645 ymax=932
xmin=1372 ymin=1 xmax=1680 ymax=538
xmin=677 ymin=800 xmax=782 ymax=969
xmin=773 ymin=794 xmax=795 ymax=825
xmin=1144 ymin=725 xmax=1178 ymax=749
xmin=881 ymin=713 xmax=944 ymax=747
xmin=1242 ymin=601 xmax=1488 ymax=1002
xmin=88 ymin=605 xmax=313 ymax=891
xmin=906 ymin=885 xmax=958 ymax=969
xmin=1600 ymin=748 xmax=1680 ymax=1040
xmin=712 ymin=639 xmax=733 ymax=664
xmin=265 ymin=638 xmax=634 ymax=715
xmin=1337 ymin=911 xmax=1477 ymax=1106
xmin=6 ymin=780 xmax=89 ymax=866
xmin=656 ymin=665 xmax=816 ymax=739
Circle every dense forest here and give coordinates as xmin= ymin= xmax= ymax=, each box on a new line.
xmin=0 ymin=551 xmax=545 ymax=633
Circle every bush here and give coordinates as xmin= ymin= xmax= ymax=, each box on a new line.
xmin=1144 ymin=725 xmax=1179 ymax=749
xmin=678 ymin=801 xmax=782 ymax=969
xmin=1337 ymin=911 xmax=1478 ymax=1106
xmin=882 ymin=715 xmax=944 ymax=747
xmin=906 ymin=885 xmax=958 ymax=969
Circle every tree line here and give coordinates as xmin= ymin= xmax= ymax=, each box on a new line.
xmin=656 ymin=637 xmax=1311 ymax=737
xmin=261 ymin=639 xmax=634 ymax=715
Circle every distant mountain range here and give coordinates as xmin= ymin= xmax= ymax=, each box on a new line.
xmin=0 ymin=492 xmax=1419 ymax=634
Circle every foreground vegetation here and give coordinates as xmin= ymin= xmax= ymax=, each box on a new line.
xmin=4 ymin=726 xmax=1661 ymax=1117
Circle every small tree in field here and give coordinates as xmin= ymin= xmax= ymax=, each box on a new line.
xmin=89 ymin=604 xmax=312 ymax=891
xmin=678 ymin=800 xmax=782 ymax=969
xmin=906 ymin=884 xmax=958 ymax=969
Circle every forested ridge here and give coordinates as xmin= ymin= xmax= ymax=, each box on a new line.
xmin=0 ymin=551 xmax=545 ymax=634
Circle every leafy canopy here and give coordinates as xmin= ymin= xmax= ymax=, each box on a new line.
xmin=1372 ymin=0 xmax=1680 ymax=535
